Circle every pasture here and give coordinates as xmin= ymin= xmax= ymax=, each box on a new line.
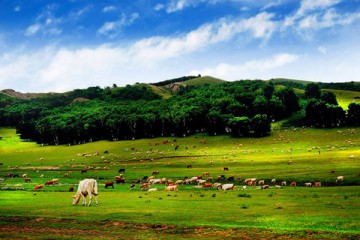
xmin=0 ymin=127 xmax=359 ymax=239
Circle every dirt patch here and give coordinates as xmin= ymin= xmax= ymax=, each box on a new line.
xmin=0 ymin=216 xmax=358 ymax=240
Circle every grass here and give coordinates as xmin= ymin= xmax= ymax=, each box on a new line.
xmin=0 ymin=127 xmax=359 ymax=239
xmin=324 ymin=89 xmax=360 ymax=110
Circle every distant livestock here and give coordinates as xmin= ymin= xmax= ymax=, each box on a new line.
xmin=105 ymin=181 xmax=114 ymax=189
xmin=165 ymin=185 xmax=178 ymax=191
xmin=261 ymin=185 xmax=270 ymax=189
xmin=72 ymin=178 xmax=98 ymax=206
xmin=217 ymin=183 xmax=235 ymax=191
xmin=45 ymin=180 xmax=55 ymax=186
xmin=336 ymin=176 xmax=344 ymax=182
xmin=33 ymin=185 xmax=43 ymax=191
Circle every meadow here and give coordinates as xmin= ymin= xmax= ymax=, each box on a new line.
xmin=0 ymin=127 xmax=359 ymax=239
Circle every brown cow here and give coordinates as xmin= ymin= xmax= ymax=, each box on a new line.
xmin=34 ymin=185 xmax=43 ymax=191
xmin=105 ymin=181 xmax=114 ymax=189
xmin=45 ymin=180 xmax=54 ymax=186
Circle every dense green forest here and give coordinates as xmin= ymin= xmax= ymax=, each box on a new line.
xmin=0 ymin=78 xmax=359 ymax=145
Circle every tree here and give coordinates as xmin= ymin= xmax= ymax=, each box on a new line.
xmin=347 ymin=103 xmax=360 ymax=126
xmin=321 ymin=91 xmax=338 ymax=105
xmin=251 ymin=114 xmax=271 ymax=137
xmin=305 ymin=83 xmax=321 ymax=99
xmin=228 ymin=116 xmax=251 ymax=137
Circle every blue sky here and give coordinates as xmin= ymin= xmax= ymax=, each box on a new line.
xmin=0 ymin=0 xmax=360 ymax=92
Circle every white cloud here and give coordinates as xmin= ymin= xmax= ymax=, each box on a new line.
xmin=192 ymin=53 xmax=299 ymax=80
xmin=98 ymin=13 xmax=139 ymax=37
xmin=318 ymin=46 xmax=327 ymax=54
xmin=103 ymin=5 xmax=117 ymax=13
xmin=25 ymin=24 xmax=41 ymax=36
xmin=154 ymin=4 xmax=164 ymax=11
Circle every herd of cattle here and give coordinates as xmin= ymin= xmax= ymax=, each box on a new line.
xmin=1 ymin=166 xmax=348 ymax=207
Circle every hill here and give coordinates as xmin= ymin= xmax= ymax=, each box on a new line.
xmin=183 ymin=75 xmax=226 ymax=86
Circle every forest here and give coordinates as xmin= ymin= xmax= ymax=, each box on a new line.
xmin=0 ymin=78 xmax=359 ymax=145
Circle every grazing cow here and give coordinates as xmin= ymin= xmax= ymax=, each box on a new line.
xmin=45 ymin=180 xmax=55 ymax=186
xmin=148 ymin=188 xmax=158 ymax=192
xmin=197 ymin=179 xmax=207 ymax=185
xmin=140 ymin=183 xmax=151 ymax=190
xmin=290 ymin=182 xmax=297 ymax=186
xmin=275 ymin=185 xmax=282 ymax=189
xmin=261 ymin=185 xmax=270 ymax=189
xmin=202 ymin=183 xmax=213 ymax=188
xmin=241 ymin=186 xmax=247 ymax=190
xmin=34 ymin=185 xmax=43 ymax=191
xmin=203 ymin=172 xmax=210 ymax=176
xmin=115 ymin=176 xmax=125 ymax=184
xmin=22 ymin=174 xmax=28 ymax=178
xmin=105 ymin=181 xmax=114 ymax=189
xmin=152 ymin=171 xmax=160 ymax=175
xmin=223 ymin=167 xmax=229 ymax=171
xmin=336 ymin=176 xmax=344 ymax=182
xmin=227 ymin=176 xmax=235 ymax=182
xmin=69 ymin=186 xmax=74 ymax=192
xmin=305 ymin=182 xmax=312 ymax=187
xmin=118 ymin=168 xmax=125 ymax=174
xmin=186 ymin=165 xmax=192 ymax=168
xmin=244 ymin=179 xmax=252 ymax=184
xmin=81 ymin=170 xmax=87 ymax=174
xmin=281 ymin=181 xmax=286 ymax=186
xmin=258 ymin=180 xmax=265 ymax=185
xmin=73 ymin=179 xmax=98 ymax=206
xmin=249 ymin=180 xmax=257 ymax=186
xmin=271 ymin=179 xmax=276 ymax=184
xmin=314 ymin=182 xmax=321 ymax=187
xmin=52 ymin=178 xmax=59 ymax=183
xmin=24 ymin=178 xmax=31 ymax=183
xmin=175 ymin=180 xmax=184 ymax=185
xmin=130 ymin=184 xmax=136 ymax=190
xmin=175 ymin=145 xmax=180 ymax=150
xmin=165 ymin=185 xmax=178 ymax=191
xmin=40 ymin=174 xmax=44 ymax=178
xmin=217 ymin=183 xmax=235 ymax=191
xmin=63 ymin=173 xmax=69 ymax=177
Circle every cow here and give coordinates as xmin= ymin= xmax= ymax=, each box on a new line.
xmin=130 ymin=184 xmax=136 ymax=190
xmin=202 ymin=183 xmax=213 ymax=188
xmin=152 ymin=171 xmax=160 ymax=175
xmin=105 ymin=181 xmax=114 ymax=189
xmin=72 ymin=179 xmax=98 ymax=206
xmin=34 ymin=185 xmax=43 ymax=191
xmin=271 ymin=179 xmax=276 ymax=184
xmin=223 ymin=167 xmax=229 ymax=171
xmin=140 ymin=183 xmax=151 ymax=190
xmin=115 ymin=176 xmax=125 ymax=184
xmin=45 ymin=180 xmax=54 ymax=186
xmin=258 ymin=180 xmax=265 ymax=185
xmin=118 ymin=168 xmax=125 ymax=174
xmin=336 ymin=176 xmax=344 ymax=182
xmin=290 ymin=182 xmax=297 ymax=186
xmin=227 ymin=176 xmax=235 ymax=182
xmin=305 ymin=182 xmax=312 ymax=187
xmin=22 ymin=174 xmax=28 ymax=178
xmin=241 ymin=185 xmax=247 ymax=190
xmin=69 ymin=186 xmax=74 ymax=192
xmin=261 ymin=185 xmax=270 ymax=189
xmin=314 ymin=182 xmax=321 ymax=187
xmin=165 ymin=185 xmax=178 ymax=191
xmin=24 ymin=178 xmax=31 ymax=183
xmin=63 ymin=173 xmax=69 ymax=177
xmin=217 ymin=183 xmax=235 ymax=191
xmin=148 ymin=188 xmax=158 ymax=192
xmin=275 ymin=185 xmax=282 ymax=189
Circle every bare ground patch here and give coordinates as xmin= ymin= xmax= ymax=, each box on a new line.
xmin=0 ymin=217 xmax=358 ymax=240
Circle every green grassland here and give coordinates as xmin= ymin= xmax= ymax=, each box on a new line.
xmin=0 ymin=127 xmax=359 ymax=239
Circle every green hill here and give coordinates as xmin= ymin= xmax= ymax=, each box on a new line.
xmin=183 ymin=75 xmax=226 ymax=86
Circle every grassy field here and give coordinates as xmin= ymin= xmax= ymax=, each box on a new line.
xmin=0 ymin=127 xmax=359 ymax=239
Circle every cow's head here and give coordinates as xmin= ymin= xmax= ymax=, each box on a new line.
xmin=72 ymin=194 xmax=81 ymax=205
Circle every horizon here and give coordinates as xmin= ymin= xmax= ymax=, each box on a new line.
xmin=0 ymin=0 xmax=360 ymax=93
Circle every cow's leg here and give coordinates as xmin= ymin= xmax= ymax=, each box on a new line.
xmin=80 ymin=193 xmax=87 ymax=206
xmin=88 ymin=193 xmax=92 ymax=206
xmin=94 ymin=194 xmax=98 ymax=206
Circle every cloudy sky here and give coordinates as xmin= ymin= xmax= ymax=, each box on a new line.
xmin=0 ymin=0 xmax=359 ymax=93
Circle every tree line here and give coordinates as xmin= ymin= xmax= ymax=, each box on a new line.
xmin=0 ymin=80 xmax=359 ymax=145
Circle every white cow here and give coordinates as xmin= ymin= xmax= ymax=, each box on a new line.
xmin=72 ymin=179 xmax=99 ymax=206
xmin=217 ymin=183 xmax=235 ymax=191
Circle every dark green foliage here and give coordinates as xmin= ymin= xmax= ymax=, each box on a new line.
xmin=0 ymin=78 xmax=355 ymax=144
xmin=347 ymin=103 xmax=360 ymax=126
xmin=305 ymin=83 xmax=321 ymax=99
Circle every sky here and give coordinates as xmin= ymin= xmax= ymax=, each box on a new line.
xmin=0 ymin=0 xmax=360 ymax=93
